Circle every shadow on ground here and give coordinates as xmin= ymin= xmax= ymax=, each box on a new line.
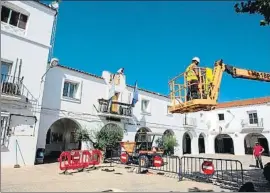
xmin=182 ymin=169 xmax=270 ymax=192
xmin=106 ymin=157 xmax=270 ymax=192
xmin=188 ymin=187 xmax=214 ymax=192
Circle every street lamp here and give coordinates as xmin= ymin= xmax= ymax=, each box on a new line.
xmin=41 ymin=58 xmax=59 ymax=82
xmin=49 ymin=58 xmax=59 ymax=68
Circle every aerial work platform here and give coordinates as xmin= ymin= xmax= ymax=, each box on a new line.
xmin=168 ymin=59 xmax=270 ymax=114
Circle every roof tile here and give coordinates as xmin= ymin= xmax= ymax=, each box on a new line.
xmin=56 ymin=65 xmax=168 ymax=98
xmin=55 ymin=65 xmax=269 ymax=105
xmin=216 ymin=96 xmax=270 ymax=109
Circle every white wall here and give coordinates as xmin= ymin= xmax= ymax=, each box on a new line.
xmin=38 ymin=65 xmax=211 ymax=158
xmin=203 ymin=104 xmax=270 ymax=155
xmin=1 ymin=1 xmax=56 ymax=166
xmin=37 ymin=63 xmax=270 ymax=159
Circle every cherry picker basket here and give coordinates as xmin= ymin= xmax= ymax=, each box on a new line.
xmin=168 ymin=67 xmax=217 ymax=114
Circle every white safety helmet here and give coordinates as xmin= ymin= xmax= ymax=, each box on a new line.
xmin=192 ymin=57 xmax=200 ymax=64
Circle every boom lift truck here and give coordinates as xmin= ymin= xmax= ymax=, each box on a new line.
xmin=168 ymin=59 xmax=270 ymax=114
xmin=168 ymin=59 xmax=270 ymax=182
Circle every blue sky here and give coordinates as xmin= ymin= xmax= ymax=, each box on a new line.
xmin=51 ymin=1 xmax=270 ymax=102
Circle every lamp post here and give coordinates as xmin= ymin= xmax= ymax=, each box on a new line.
xmin=41 ymin=58 xmax=59 ymax=82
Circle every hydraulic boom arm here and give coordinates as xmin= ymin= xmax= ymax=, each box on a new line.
xmin=210 ymin=60 xmax=270 ymax=102
xmin=168 ymin=59 xmax=269 ymax=114
xmin=223 ymin=63 xmax=270 ymax=82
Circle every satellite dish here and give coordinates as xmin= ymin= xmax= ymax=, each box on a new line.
xmin=49 ymin=58 xmax=59 ymax=68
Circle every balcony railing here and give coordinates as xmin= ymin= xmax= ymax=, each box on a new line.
xmin=1 ymin=74 xmax=23 ymax=96
xmin=241 ymin=118 xmax=264 ymax=128
xmin=98 ymin=98 xmax=132 ymax=117
xmin=183 ymin=117 xmax=197 ymax=127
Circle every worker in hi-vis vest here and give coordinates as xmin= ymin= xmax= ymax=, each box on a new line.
xmin=204 ymin=67 xmax=213 ymax=96
xmin=185 ymin=57 xmax=200 ymax=101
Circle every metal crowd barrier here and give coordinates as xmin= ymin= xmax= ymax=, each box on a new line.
xmin=179 ymin=156 xmax=244 ymax=190
xmin=103 ymin=149 xmax=245 ymax=190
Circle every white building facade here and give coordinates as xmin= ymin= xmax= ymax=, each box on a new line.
xmin=1 ymin=1 xmax=57 ymax=166
xmin=1 ymin=2 xmax=269 ymax=167
xmin=37 ymin=64 xmax=270 ymax=164
xmin=204 ymin=99 xmax=270 ymax=156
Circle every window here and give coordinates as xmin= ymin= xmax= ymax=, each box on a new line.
xmin=218 ymin=113 xmax=224 ymax=121
xmin=1 ymin=6 xmax=28 ymax=30
xmin=248 ymin=112 xmax=258 ymax=124
xmin=141 ymin=99 xmax=150 ymax=113
xmin=1 ymin=61 xmax=12 ymax=82
xmin=62 ymin=81 xmax=78 ymax=99
xmin=1 ymin=61 xmax=11 ymax=76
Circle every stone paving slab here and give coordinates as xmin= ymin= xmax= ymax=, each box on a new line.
xmin=1 ymin=163 xmax=227 ymax=192
xmin=2 ymin=154 xmax=269 ymax=192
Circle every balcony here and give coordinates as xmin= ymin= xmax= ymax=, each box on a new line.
xmin=97 ymin=98 xmax=133 ymax=118
xmin=1 ymin=74 xmax=23 ymax=97
xmin=240 ymin=118 xmax=264 ymax=133
xmin=183 ymin=117 xmax=197 ymax=128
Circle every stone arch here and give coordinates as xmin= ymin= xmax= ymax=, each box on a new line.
xmin=100 ymin=123 xmax=124 ymax=133
xmin=44 ymin=118 xmax=82 ymax=163
xmin=135 ymin=127 xmax=152 ymax=151
xmin=99 ymin=123 xmax=124 ymax=158
xmin=183 ymin=132 xmax=193 ymax=154
xmin=162 ymin=129 xmax=176 ymax=155
xmin=198 ymin=133 xmax=206 ymax=154
xmin=244 ymin=133 xmax=269 ymax=156
xmin=163 ymin=129 xmax=175 ymax=136
xmin=215 ymin=134 xmax=234 ymax=154
xmin=135 ymin=127 xmax=152 ymax=142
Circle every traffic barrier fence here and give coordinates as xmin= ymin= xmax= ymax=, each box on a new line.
xmin=179 ymin=156 xmax=244 ymax=190
xmin=58 ymin=149 xmax=102 ymax=175
xmin=104 ymin=149 xmax=245 ymax=190
xmin=106 ymin=149 xmax=181 ymax=179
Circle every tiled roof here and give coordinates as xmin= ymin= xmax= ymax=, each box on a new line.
xmin=127 ymin=84 xmax=168 ymax=98
xmin=57 ymin=65 xmax=104 ymax=80
xmin=55 ymin=65 xmax=269 ymax=104
xmin=216 ymin=96 xmax=270 ymax=109
xmin=56 ymin=65 xmax=169 ymax=98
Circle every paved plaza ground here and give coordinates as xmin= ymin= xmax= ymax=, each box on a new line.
xmin=1 ymin=154 xmax=270 ymax=192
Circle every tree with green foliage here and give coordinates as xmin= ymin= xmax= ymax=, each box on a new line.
xmin=156 ymin=135 xmax=179 ymax=156
xmin=88 ymin=124 xmax=125 ymax=152
xmin=74 ymin=124 xmax=125 ymax=161
xmin=74 ymin=127 xmax=93 ymax=143
xmin=234 ymin=0 xmax=270 ymax=26
xmin=74 ymin=124 xmax=125 ymax=150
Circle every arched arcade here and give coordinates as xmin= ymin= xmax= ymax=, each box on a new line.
xmin=100 ymin=123 xmax=124 ymax=158
xmin=244 ymin=133 xmax=269 ymax=156
xmin=198 ymin=133 xmax=206 ymax=154
xmin=135 ymin=127 xmax=152 ymax=151
xmin=215 ymin=134 xmax=234 ymax=154
xmin=163 ymin=129 xmax=175 ymax=155
xmin=44 ymin=118 xmax=82 ymax=162
xmin=183 ymin=132 xmax=192 ymax=154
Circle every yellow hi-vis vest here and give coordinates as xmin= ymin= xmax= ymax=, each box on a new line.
xmin=205 ymin=67 xmax=213 ymax=94
xmin=185 ymin=63 xmax=198 ymax=82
